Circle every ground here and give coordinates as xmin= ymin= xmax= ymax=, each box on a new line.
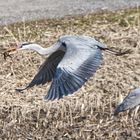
xmin=0 ymin=8 xmax=140 ymax=139
xmin=0 ymin=0 xmax=140 ymax=25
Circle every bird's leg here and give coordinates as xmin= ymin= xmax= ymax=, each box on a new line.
xmin=101 ymin=47 xmax=132 ymax=56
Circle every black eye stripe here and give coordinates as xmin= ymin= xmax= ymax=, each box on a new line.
xmin=21 ymin=42 xmax=32 ymax=48
xmin=22 ymin=42 xmax=32 ymax=46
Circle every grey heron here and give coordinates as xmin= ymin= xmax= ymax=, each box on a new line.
xmin=5 ymin=35 xmax=130 ymax=100
xmin=114 ymin=88 xmax=140 ymax=115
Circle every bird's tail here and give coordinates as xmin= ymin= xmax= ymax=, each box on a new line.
xmin=100 ymin=47 xmax=132 ymax=56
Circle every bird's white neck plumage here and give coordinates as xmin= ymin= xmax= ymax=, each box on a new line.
xmin=21 ymin=43 xmax=60 ymax=55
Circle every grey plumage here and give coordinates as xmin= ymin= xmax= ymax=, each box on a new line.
xmin=16 ymin=35 xmax=130 ymax=100
xmin=45 ymin=39 xmax=103 ymax=100
xmin=114 ymin=88 xmax=140 ymax=115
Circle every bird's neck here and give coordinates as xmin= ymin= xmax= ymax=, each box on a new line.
xmin=26 ymin=44 xmax=57 ymax=55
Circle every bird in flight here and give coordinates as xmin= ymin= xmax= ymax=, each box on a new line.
xmin=114 ymin=87 xmax=140 ymax=115
xmin=4 ymin=35 xmax=130 ymax=100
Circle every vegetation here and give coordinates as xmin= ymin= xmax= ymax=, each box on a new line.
xmin=0 ymin=8 xmax=140 ymax=139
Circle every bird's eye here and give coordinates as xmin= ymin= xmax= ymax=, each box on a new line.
xmin=20 ymin=44 xmax=23 ymax=48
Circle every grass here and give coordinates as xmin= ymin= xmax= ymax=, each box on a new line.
xmin=0 ymin=7 xmax=140 ymax=139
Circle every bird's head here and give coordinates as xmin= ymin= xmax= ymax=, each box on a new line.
xmin=17 ymin=42 xmax=33 ymax=50
xmin=3 ymin=42 xmax=34 ymax=59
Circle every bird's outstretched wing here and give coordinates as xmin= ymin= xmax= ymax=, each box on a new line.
xmin=16 ymin=50 xmax=65 ymax=91
xmin=45 ymin=41 xmax=103 ymax=100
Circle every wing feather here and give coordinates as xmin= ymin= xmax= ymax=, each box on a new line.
xmin=20 ymin=50 xmax=65 ymax=90
xmin=45 ymin=40 xmax=103 ymax=100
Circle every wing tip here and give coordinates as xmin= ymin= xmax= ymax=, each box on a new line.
xmin=114 ymin=104 xmax=126 ymax=116
xmin=44 ymin=94 xmax=62 ymax=101
xmin=44 ymin=86 xmax=63 ymax=101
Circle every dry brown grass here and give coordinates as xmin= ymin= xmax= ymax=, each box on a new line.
xmin=0 ymin=8 xmax=140 ymax=139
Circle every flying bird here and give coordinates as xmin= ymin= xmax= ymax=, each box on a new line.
xmin=114 ymin=88 xmax=140 ymax=115
xmin=5 ymin=35 xmax=130 ymax=100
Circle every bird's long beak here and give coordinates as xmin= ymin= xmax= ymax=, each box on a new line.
xmin=3 ymin=45 xmax=17 ymax=60
xmin=5 ymin=47 xmax=17 ymax=53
